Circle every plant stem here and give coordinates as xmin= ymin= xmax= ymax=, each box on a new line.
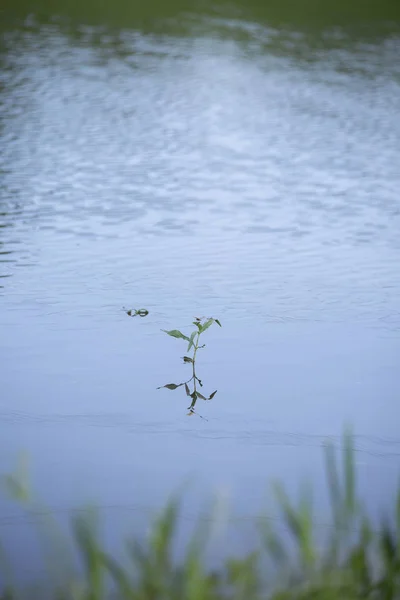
xmin=192 ymin=331 xmax=200 ymax=365
xmin=191 ymin=331 xmax=200 ymax=385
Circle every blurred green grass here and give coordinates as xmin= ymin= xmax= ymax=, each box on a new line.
xmin=1 ymin=0 xmax=400 ymax=34
xmin=1 ymin=429 xmax=399 ymax=599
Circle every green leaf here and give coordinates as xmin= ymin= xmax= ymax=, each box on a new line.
xmin=103 ymin=555 xmax=133 ymax=597
xmin=72 ymin=510 xmax=105 ymax=598
xmin=260 ymin=519 xmax=287 ymax=565
xmin=325 ymin=440 xmax=342 ymax=534
xmin=197 ymin=393 xmax=207 ymax=400
xmin=272 ymin=483 xmax=315 ymax=569
xmin=343 ymin=425 xmax=356 ymax=518
xmin=4 ymin=475 xmax=30 ymax=503
xmin=4 ymin=455 xmax=31 ymax=502
xmin=215 ymin=319 xmax=222 ymax=327
xmin=183 ymin=356 xmax=193 ymax=363
xmin=208 ymin=390 xmax=217 ymax=400
xmin=396 ymin=485 xmax=400 ymax=553
xmin=199 ymin=318 xmax=214 ymax=334
xmin=161 ymin=329 xmax=190 ymax=342
xmin=187 ymin=331 xmax=197 ymax=352
xmin=185 ymin=383 xmax=191 ymax=397
xmin=158 ymin=383 xmax=182 ymax=390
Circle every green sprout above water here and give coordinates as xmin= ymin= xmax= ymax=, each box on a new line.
xmin=158 ymin=317 xmax=221 ymax=417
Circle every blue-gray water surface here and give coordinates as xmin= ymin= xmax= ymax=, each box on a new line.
xmin=1 ymin=1 xmax=400 ymax=579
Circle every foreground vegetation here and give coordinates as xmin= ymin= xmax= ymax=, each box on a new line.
xmin=1 ymin=431 xmax=399 ymax=599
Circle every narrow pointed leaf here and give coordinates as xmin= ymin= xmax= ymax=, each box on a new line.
xmin=197 ymin=393 xmax=207 ymax=400
xmin=208 ymin=390 xmax=217 ymax=400
xmin=161 ymin=329 xmax=190 ymax=342
xmin=199 ymin=318 xmax=214 ymax=333
xmin=158 ymin=383 xmax=182 ymax=390
xmin=183 ymin=356 xmax=193 ymax=363
xmin=215 ymin=319 xmax=222 ymax=327
xmin=344 ymin=426 xmax=356 ymax=518
xmin=260 ymin=519 xmax=287 ymax=565
xmin=4 ymin=475 xmax=30 ymax=503
xmin=396 ymin=485 xmax=400 ymax=553
xmin=325 ymin=441 xmax=342 ymax=530
xmin=103 ymin=555 xmax=133 ymax=596
xmin=187 ymin=331 xmax=197 ymax=352
xmin=185 ymin=383 xmax=191 ymax=397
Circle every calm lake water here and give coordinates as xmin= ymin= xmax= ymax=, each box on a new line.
xmin=1 ymin=0 xmax=400 ymax=579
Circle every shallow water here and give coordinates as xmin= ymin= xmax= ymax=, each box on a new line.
xmin=1 ymin=0 xmax=400 ymax=578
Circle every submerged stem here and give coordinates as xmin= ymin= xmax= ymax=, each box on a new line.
xmin=191 ymin=332 xmax=200 ymax=389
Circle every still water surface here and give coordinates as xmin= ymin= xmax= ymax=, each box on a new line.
xmin=1 ymin=0 xmax=400 ymax=575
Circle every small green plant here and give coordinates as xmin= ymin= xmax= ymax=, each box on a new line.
xmin=161 ymin=316 xmax=221 ymax=361
xmin=159 ymin=317 xmax=221 ymax=416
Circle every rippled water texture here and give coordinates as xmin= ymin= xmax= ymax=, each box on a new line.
xmin=1 ymin=1 xmax=400 ymax=571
